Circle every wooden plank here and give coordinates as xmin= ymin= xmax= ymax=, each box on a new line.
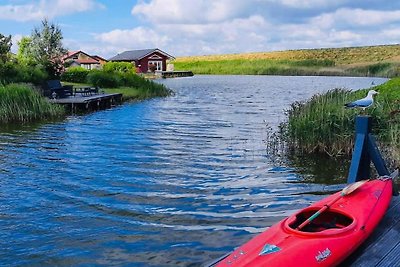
xmin=49 ymin=93 xmax=122 ymax=104
xmin=351 ymin=220 xmax=400 ymax=266
xmin=343 ymin=196 xmax=400 ymax=266
xmin=376 ymin=225 xmax=400 ymax=267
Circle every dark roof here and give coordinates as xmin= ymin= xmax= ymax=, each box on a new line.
xmin=108 ymin=48 xmax=174 ymax=61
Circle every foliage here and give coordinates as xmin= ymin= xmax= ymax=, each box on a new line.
xmin=29 ymin=19 xmax=67 ymax=79
xmin=17 ymin=36 xmax=35 ymax=65
xmin=86 ymin=70 xmax=121 ymax=88
xmin=346 ymin=63 xmax=399 ymax=77
xmin=103 ymin=61 xmax=135 ymax=73
xmin=61 ymin=66 xmax=89 ymax=83
xmin=0 ymin=61 xmax=48 ymax=85
xmin=282 ymin=78 xmax=400 ymax=162
xmin=85 ymin=69 xmax=171 ymax=96
xmin=0 ymin=83 xmax=64 ymax=124
xmin=0 ymin=33 xmax=12 ymax=62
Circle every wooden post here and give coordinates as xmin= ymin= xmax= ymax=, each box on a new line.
xmin=347 ymin=116 xmax=390 ymax=183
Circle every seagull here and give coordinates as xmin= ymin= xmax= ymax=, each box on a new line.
xmin=344 ymin=90 xmax=379 ymax=110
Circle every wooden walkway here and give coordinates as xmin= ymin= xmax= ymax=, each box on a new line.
xmin=49 ymin=93 xmax=122 ymax=112
xmin=341 ymin=195 xmax=400 ymax=266
xmin=157 ymin=70 xmax=194 ymax=78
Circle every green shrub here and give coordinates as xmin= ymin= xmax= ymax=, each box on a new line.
xmin=86 ymin=70 xmax=121 ymax=87
xmin=0 ymin=61 xmax=48 ymax=85
xmin=103 ymin=62 xmax=135 ymax=73
xmin=61 ymin=66 xmax=89 ymax=83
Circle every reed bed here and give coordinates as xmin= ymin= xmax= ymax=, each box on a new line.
xmin=0 ymin=84 xmax=64 ymax=124
xmin=282 ymin=78 xmax=400 ymax=167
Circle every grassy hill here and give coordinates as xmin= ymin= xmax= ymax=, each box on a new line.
xmin=174 ymin=44 xmax=400 ymax=77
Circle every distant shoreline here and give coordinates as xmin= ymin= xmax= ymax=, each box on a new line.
xmin=174 ymin=44 xmax=400 ymax=78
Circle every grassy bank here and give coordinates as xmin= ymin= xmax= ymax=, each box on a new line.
xmin=281 ymin=78 xmax=400 ymax=166
xmin=174 ymin=44 xmax=400 ymax=77
xmin=0 ymin=84 xmax=64 ymax=124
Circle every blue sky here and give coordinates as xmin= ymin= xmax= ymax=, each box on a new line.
xmin=1 ymin=0 xmax=400 ymax=59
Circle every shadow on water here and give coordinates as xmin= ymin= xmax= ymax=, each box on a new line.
xmin=287 ymin=153 xmax=350 ymax=185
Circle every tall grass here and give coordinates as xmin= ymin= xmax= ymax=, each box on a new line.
xmin=0 ymin=84 xmax=64 ymax=124
xmin=174 ymin=44 xmax=400 ymax=77
xmin=282 ymin=78 xmax=400 ymax=166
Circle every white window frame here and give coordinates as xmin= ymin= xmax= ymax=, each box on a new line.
xmin=148 ymin=60 xmax=163 ymax=71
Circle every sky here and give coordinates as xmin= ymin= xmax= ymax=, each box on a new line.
xmin=1 ymin=0 xmax=400 ymax=59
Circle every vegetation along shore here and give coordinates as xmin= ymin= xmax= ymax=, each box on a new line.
xmin=0 ymin=20 xmax=172 ymax=125
xmin=174 ymin=44 xmax=400 ymax=77
xmin=280 ymin=78 xmax=400 ymax=168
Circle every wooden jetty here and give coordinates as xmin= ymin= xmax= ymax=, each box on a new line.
xmin=342 ymin=195 xmax=400 ymax=266
xmin=157 ymin=70 xmax=194 ymax=78
xmin=341 ymin=115 xmax=400 ymax=266
xmin=49 ymin=93 xmax=123 ymax=112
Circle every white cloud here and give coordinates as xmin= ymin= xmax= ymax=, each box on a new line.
xmin=95 ymin=27 xmax=170 ymax=53
xmin=0 ymin=0 xmax=103 ymax=22
xmin=312 ymin=8 xmax=400 ymax=29
xmin=277 ymin=0 xmax=346 ymax=9
xmin=132 ymin=0 xmax=248 ymax=24
xmin=67 ymin=1 xmax=400 ymax=57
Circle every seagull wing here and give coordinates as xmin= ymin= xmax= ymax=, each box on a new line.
xmin=344 ymin=97 xmax=373 ymax=108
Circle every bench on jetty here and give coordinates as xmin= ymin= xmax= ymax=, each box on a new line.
xmin=42 ymin=80 xmax=73 ymax=98
xmin=73 ymin=86 xmax=99 ymax=96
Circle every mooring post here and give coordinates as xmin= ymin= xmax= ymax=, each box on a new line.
xmin=347 ymin=116 xmax=390 ymax=183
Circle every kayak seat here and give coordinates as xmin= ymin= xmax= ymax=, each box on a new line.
xmin=287 ymin=208 xmax=354 ymax=233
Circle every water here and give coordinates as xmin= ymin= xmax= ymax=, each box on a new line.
xmin=0 ymin=75 xmax=386 ymax=266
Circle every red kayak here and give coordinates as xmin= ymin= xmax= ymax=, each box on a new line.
xmin=215 ymin=178 xmax=393 ymax=267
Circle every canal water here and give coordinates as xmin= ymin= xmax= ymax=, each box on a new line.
xmin=0 ymin=75 xmax=386 ymax=266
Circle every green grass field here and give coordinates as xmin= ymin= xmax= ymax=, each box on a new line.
xmin=174 ymin=44 xmax=400 ymax=77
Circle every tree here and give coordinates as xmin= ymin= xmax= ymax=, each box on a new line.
xmin=17 ymin=36 xmax=34 ymax=65
xmin=30 ymin=19 xmax=67 ymax=78
xmin=0 ymin=33 xmax=12 ymax=62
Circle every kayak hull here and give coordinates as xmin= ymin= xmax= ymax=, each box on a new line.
xmin=216 ymin=179 xmax=393 ymax=267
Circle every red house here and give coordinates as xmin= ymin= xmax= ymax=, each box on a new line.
xmin=63 ymin=51 xmax=107 ymax=70
xmin=108 ymin=48 xmax=174 ymax=73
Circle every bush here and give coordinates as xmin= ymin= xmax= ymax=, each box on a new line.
xmin=0 ymin=61 xmax=19 ymax=84
xmin=19 ymin=65 xmax=48 ymax=85
xmin=86 ymin=70 xmax=121 ymax=87
xmin=61 ymin=66 xmax=89 ymax=83
xmin=0 ymin=61 xmax=48 ymax=85
xmin=103 ymin=62 xmax=135 ymax=73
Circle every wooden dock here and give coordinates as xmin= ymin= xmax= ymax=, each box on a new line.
xmin=341 ymin=195 xmax=400 ymax=266
xmin=49 ymin=93 xmax=123 ymax=112
xmin=157 ymin=70 xmax=194 ymax=78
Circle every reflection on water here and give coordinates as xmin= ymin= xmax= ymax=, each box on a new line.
xmin=0 ymin=75 xmax=386 ymax=266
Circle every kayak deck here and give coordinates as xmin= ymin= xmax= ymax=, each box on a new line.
xmin=343 ymin=195 xmax=400 ymax=266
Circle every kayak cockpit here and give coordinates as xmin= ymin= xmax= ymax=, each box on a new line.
xmin=284 ymin=207 xmax=355 ymax=235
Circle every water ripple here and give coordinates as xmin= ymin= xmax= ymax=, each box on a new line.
xmin=0 ymin=75 xmax=386 ymax=266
